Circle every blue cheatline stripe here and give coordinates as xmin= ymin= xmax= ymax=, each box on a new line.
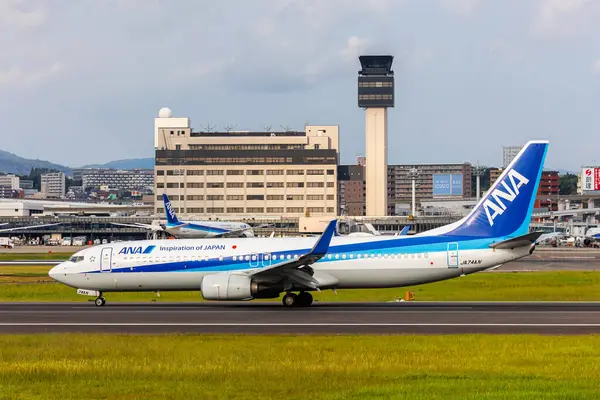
xmin=88 ymin=236 xmax=499 ymax=275
xmin=168 ymin=223 xmax=230 ymax=234
xmin=143 ymin=245 xmax=156 ymax=254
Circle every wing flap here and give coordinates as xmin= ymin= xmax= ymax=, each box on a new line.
xmin=489 ymin=231 xmax=545 ymax=249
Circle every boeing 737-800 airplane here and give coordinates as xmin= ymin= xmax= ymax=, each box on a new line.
xmin=49 ymin=140 xmax=549 ymax=307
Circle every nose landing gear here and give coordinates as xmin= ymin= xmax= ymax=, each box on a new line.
xmin=94 ymin=295 xmax=106 ymax=307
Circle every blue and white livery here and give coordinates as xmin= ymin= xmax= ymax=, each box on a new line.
xmin=50 ymin=140 xmax=549 ymax=307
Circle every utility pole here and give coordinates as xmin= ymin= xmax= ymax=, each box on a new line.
xmin=473 ymin=165 xmax=486 ymax=203
xmin=408 ymin=168 xmax=419 ymax=218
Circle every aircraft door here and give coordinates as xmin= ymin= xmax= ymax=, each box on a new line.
xmin=249 ymin=253 xmax=259 ymax=268
xmin=446 ymin=242 xmax=459 ymax=268
xmin=261 ymin=252 xmax=272 ymax=267
xmin=100 ymin=248 xmax=113 ymax=272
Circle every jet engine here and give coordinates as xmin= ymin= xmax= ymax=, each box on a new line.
xmin=201 ymin=273 xmax=283 ymax=300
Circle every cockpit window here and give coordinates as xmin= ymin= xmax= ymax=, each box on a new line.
xmin=69 ymin=256 xmax=84 ymax=263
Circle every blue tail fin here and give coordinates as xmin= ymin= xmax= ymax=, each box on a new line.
xmin=446 ymin=140 xmax=549 ymax=239
xmin=162 ymin=194 xmax=180 ymax=225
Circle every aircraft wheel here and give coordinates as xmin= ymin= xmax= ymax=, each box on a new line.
xmin=282 ymin=293 xmax=297 ymax=307
xmin=95 ymin=297 xmax=106 ymax=307
xmin=297 ymin=292 xmax=313 ymax=307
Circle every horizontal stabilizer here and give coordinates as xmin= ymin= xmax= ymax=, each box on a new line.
xmin=489 ymin=231 xmax=545 ymax=249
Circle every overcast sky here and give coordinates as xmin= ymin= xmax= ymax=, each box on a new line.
xmin=1 ymin=0 xmax=599 ymax=170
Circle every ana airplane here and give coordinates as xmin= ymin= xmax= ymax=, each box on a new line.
xmin=112 ymin=194 xmax=257 ymax=238
xmin=49 ymin=140 xmax=549 ymax=308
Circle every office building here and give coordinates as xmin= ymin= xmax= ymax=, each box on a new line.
xmin=154 ymin=109 xmax=339 ymax=217
xmin=77 ymin=169 xmax=154 ymax=192
xmin=338 ymin=164 xmax=365 ymax=216
xmin=0 ymin=174 xmax=19 ymax=190
xmin=502 ymin=146 xmax=521 ymax=168
xmin=358 ymin=55 xmax=395 ymax=216
xmin=534 ymin=171 xmax=560 ymax=210
xmin=489 ymin=168 xmax=503 ymax=186
xmin=19 ymin=180 xmax=34 ymax=189
xmin=40 ymin=172 xmax=66 ymax=198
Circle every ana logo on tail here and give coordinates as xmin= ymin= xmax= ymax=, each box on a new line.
xmin=165 ymin=200 xmax=177 ymax=220
xmin=483 ymin=169 xmax=530 ymax=226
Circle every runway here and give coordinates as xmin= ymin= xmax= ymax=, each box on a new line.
xmin=3 ymin=301 xmax=600 ymax=334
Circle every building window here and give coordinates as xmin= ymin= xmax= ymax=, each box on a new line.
xmin=247 ymin=170 xmax=264 ymax=175
xmin=187 ymin=183 xmax=204 ymax=188
xmin=226 ymin=182 xmax=244 ymax=188
xmin=247 ymin=207 xmax=264 ymax=213
xmin=187 ymin=195 xmax=204 ymax=200
xmin=227 ymin=170 xmax=244 ymax=175
xmin=307 ymin=169 xmax=324 ymax=175
xmin=157 ymin=183 xmax=164 ymax=188
xmin=168 ymin=195 xmax=179 ymax=201
xmin=156 ymin=170 xmax=165 ymax=176
xmin=327 ymin=207 xmax=335 ymax=213
xmin=307 ymin=182 xmax=324 ymax=188
xmin=207 ymin=195 xmax=223 ymax=200
xmin=267 ymin=169 xmax=284 ymax=175
xmin=307 ymin=195 xmax=324 ymax=200
xmin=286 ymin=207 xmax=304 ymax=213
xmin=327 ymin=194 xmax=334 ymax=200
xmin=166 ymin=183 xmax=182 ymax=188
xmin=156 ymin=195 xmax=162 ymax=200
xmin=247 ymin=182 xmax=264 ymax=188
xmin=267 ymin=195 xmax=284 ymax=200
xmin=267 ymin=207 xmax=284 ymax=213
xmin=326 ymin=182 xmax=334 ymax=187
xmin=267 ymin=182 xmax=284 ymax=188
xmin=327 ymin=169 xmax=335 ymax=175
xmin=187 ymin=170 xmax=203 ymax=176
xmin=307 ymin=207 xmax=324 ymax=213
xmin=247 ymin=195 xmax=264 ymax=201
xmin=206 ymin=208 xmax=224 ymax=213
xmin=226 ymin=195 xmax=244 ymax=201
xmin=286 ymin=195 xmax=304 ymax=201
xmin=187 ymin=208 xmax=204 ymax=213
xmin=227 ymin=207 xmax=244 ymax=213
xmin=206 ymin=170 xmax=224 ymax=176
xmin=207 ymin=182 xmax=224 ymax=188
xmin=156 ymin=208 xmax=162 ymax=213
xmin=287 ymin=182 xmax=304 ymax=188
xmin=287 ymin=169 xmax=304 ymax=175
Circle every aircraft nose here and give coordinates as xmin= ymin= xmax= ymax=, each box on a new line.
xmin=48 ymin=263 xmax=67 ymax=282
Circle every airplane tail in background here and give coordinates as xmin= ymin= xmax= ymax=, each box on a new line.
xmin=162 ymin=194 xmax=180 ymax=225
xmin=434 ymin=140 xmax=549 ymax=239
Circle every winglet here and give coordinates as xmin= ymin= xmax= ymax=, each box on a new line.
xmin=310 ymin=220 xmax=337 ymax=256
xmin=399 ymin=225 xmax=410 ymax=236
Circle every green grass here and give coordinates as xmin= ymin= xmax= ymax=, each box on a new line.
xmin=1 ymin=271 xmax=600 ymax=302
xmin=0 ymin=334 xmax=599 ymax=399
xmin=0 ymin=252 xmax=71 ymax=261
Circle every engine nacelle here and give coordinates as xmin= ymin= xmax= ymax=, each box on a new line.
xmin=201 ymin=274 xmax=283 ymax=300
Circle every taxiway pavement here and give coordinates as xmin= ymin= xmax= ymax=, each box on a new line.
xmin=2 ymin=301 xmax=600 ymax=334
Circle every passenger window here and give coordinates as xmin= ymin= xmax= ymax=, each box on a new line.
xmin=349 ymin=254 xmax=354 ymax=259
xmin=232 ymin=256 xmax=237 ymax=261
xmin=424 ymin=253 xmax=429 ymax=258
xmin=342 ymin=254 xmax=346 ymax=259
xmin=417 ymin=253 xmax=422 ymax=258
xmin=244 ymin=256 xmax=250 ymax=261
xmin=411 ymin=254 xmax=415 ymax=258
xmin=219 ymin=256 xmax=223 ymax=261
xmin=335 ymin=254 xmax=339 ymax=259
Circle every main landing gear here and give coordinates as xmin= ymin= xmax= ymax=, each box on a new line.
xmin=95 ymin=294 xmax=106 ymax=307
xmin=282 ymin=292 xmax=313 ymax=308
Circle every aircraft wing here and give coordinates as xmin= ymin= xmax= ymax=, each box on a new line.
xmin=249 ymin=220 xmax=337 ymax=289
xmin=0 ymin=222 xmax=63 ymax=233
xmin=535 ymin=232 xmax=561 ymax=244
xmin=110 ymin=222 xmax=162 ymax=231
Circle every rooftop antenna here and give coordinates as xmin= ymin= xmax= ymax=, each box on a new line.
xmin=224 ymin=124 xmax=236 ymax=132
xmin=200 ymin=123 xmax=216 ymax=133
xmin=264 ymin=125 xmax=272 ymax=132
xmin=280 ymin=124 xmax=292 ymax=132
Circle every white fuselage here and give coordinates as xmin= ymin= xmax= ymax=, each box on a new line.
xmin=50 ymin=235 xmax=532 ymax=293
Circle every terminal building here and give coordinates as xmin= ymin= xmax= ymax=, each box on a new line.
xmin=74 ymin=168 xmax=154 ymax=192
xmin=153 ymin=108 xmax=339 ymax=218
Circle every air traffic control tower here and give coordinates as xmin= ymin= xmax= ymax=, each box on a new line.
xmin=358 ymin=55 xmax=394 ymax=216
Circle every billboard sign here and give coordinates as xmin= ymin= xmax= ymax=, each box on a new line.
xmin=581 ymin=168 xmax=600 ymax=191
xmin=433 ymin=174 xmax=463 ymax=196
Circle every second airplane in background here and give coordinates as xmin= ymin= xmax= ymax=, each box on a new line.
xmin=114 ymin=194 xmax=257 ymax=238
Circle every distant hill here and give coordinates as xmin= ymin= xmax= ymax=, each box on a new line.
xmin=0 ymin=149 xmax=72 ymax=176
xmin=81 ymin=158 xmax=155 ymax=170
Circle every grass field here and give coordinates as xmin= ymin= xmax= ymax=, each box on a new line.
xmin=1 ymin=268 xmax=600 ymax=302
xmin=0 ymin=252 xmax=71 ymax=261
xmin=0 ymin=334 xmax=599 ymax=399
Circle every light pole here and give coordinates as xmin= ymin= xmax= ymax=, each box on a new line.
xmin=408 ymin=167 xmax=419 ymax=218
xmin=473 ymin=165 xmax=486 ymax=203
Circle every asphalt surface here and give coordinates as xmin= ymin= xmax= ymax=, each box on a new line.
xmin=3 ymin=301 xmax=600 ymax=334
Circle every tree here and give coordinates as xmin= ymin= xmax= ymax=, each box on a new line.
xmin=559 ymin=173 xmax=578 ymax=195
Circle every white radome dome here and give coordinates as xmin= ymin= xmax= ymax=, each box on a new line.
xmin=158 ymin=107 xmax=172 ymax=118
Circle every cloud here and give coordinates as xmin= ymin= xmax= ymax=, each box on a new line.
xmin=440 ymin=0 xmax=481 ymax=16
xmin=532 ymin=0 xmax=600 ymax=38
xmin=0 ymin=62 xmax=64 ymax=88
xmin=0 ymin=0 xmax=46 ymax=29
